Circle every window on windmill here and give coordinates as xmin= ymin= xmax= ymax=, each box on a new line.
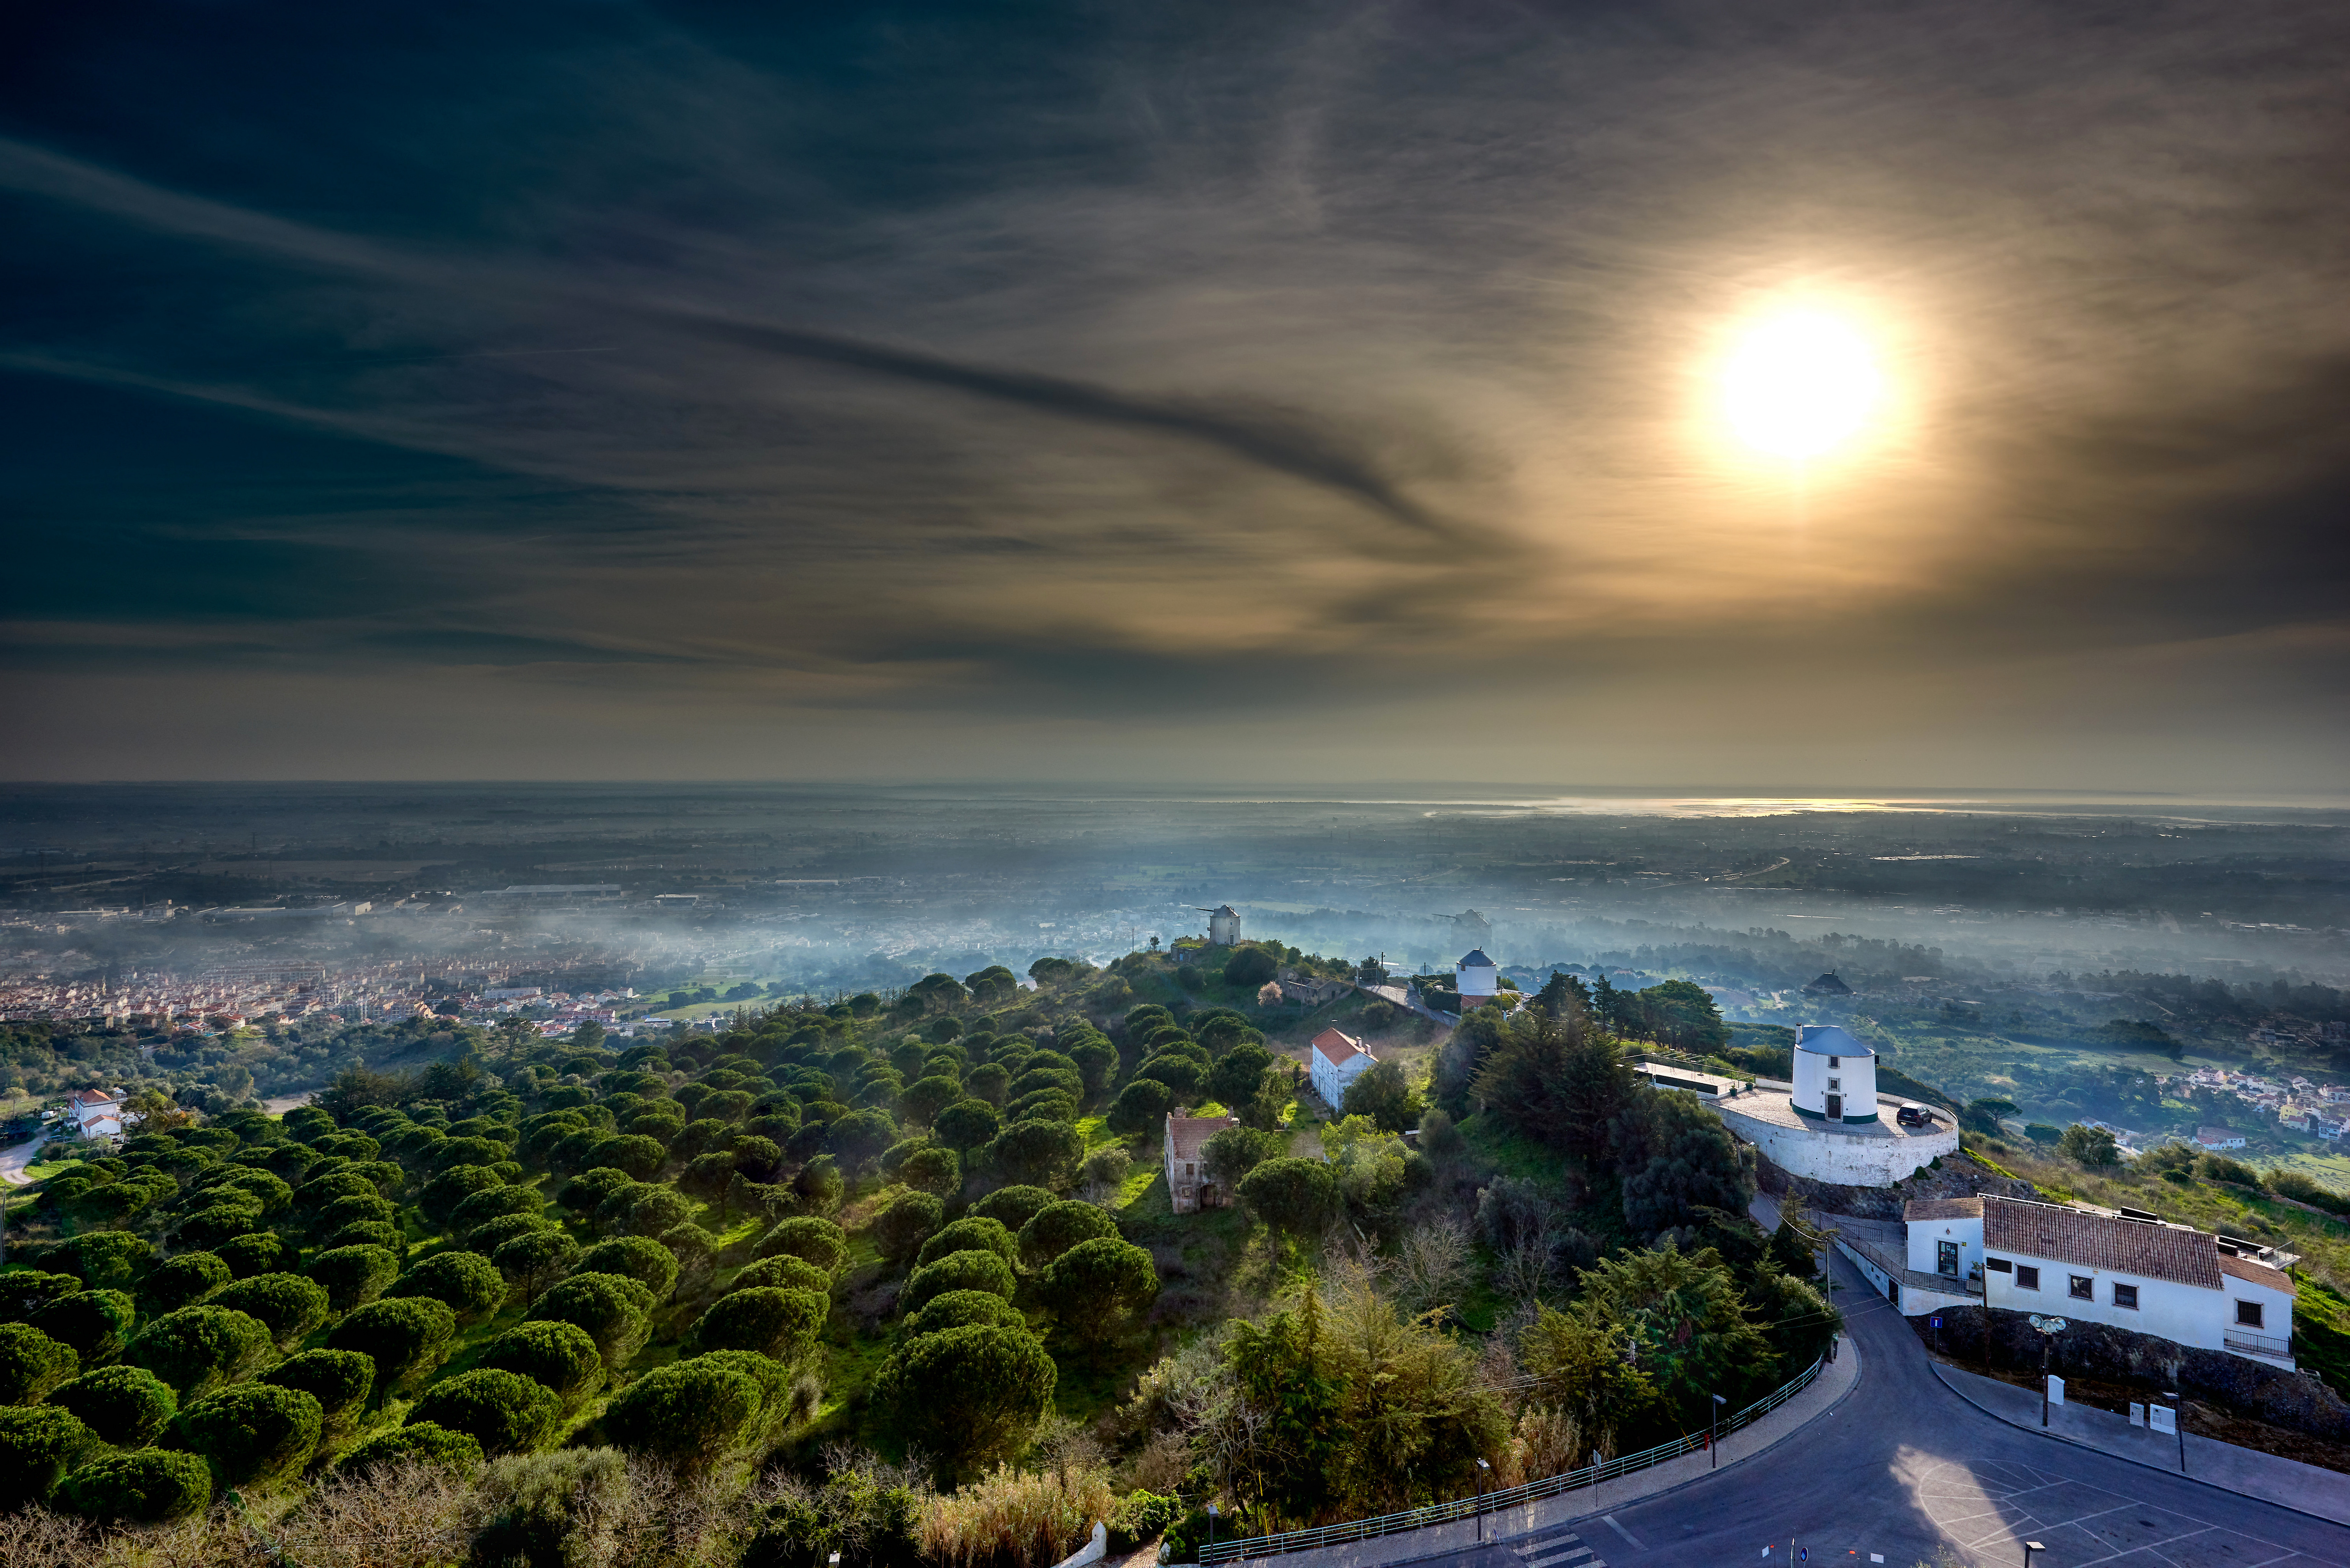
xmin=1828 ymin=1078 xmax=1841 ymax=1091
xmin=1829 ymin=1056 xmax=1841 ymax=1068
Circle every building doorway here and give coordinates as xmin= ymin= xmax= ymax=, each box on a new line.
xmin=1938 ymin=1240 xmax=1960 ymax=1277
xmin=1825 ymin=1093 xmax=1843 ymax=1119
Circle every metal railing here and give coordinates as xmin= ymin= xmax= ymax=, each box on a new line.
xmin=1198 ymin=1355 xmax=1825 ymax=1563
xmin=2224 ymin=1328 xmax=2292 ymax=1359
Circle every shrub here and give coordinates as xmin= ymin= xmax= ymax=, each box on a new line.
xmin=0 ymin=1405 xmax=97 ymax=1509
xmin=141 ymin=1250 xmax=231 ymax=1314
xmin=902 ymin=1252 xmax=1018 ymax=1315
xmin=1039 ymin=1237 xmax=1160 ymax=1343
xmin=902 ymin=1290 xmax=1028 ymax=1340
xmin=526 ymin=1273 xmax=655 ymax=1371
xmin=915 ymin=1216 xmax=1018 ymax=1273
xmin=212 ymin=1230 xmax=289 ymax=1279
xmin=574 ymin=1236 xmax=679 ymax=1298
xmin=176 ymin=1382 xmax=323 ymax=1488
xmin=1111 ymin=1489 xmax=1183 ymax=1551
xmin=601 ymin=1358 xmax=762 ymax=1469
xmin=202 ymin=1272 xmax=329 ymax=1350
xmin=477 ymin=1320 xmax=604 ymax=1404
xmin=308 ymin=1244 xmax=402 ymax=1312
xmin=731 ymin=1253 xmax=834 ymax=1296
xmin=29 ymin=1287 xmax=136 ymax=1366
xmin=61 ymin=1446 xmax=213 ymax=1523
xmin=129 ymin=1306 xmax=272 ymax=1400
xmin=261 ymin=1349 xmax=375 ymax=1434
xmin=756 ymin=1216 xmax=847 ymax=1274
xmin=391 ymin=1250 xmax=507 ymax=1321
xmin=340 ymin=1421 xmax=484 ymax=1476
xmin=873 ymin=1325 xmax=1055 ymax=1473
xmin=686 ymin=1286 xmax=827 ymax=1362
xmin=873 ymin=1190 xmax=946 ymax=1266
xmin=327 ymin=1297 xmax=458 ymax=1401
xmin=50 ymin=1363 xmax=175 ymax=1448
xmin=467 ymin=1448 xmax=630 ymax=1567
xmin=1017 ymin=1201 xmax=1120 ymax=1271
xmin=409 ymin=1368 xmax=562 ymax=1456
xmin=970 ymin=1185 xmax=1058 ymax=1233
xmin=919 ymin=1459 xmax=1115 ymax=1568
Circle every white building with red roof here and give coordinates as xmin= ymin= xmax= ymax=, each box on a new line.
xmin=1309 ymin=1027 xmax=1376 ymax=1110
xmin=67 ymin=1087 xmax=124 ymax=1141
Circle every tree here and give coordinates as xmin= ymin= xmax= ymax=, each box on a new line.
xmin=795 ymin=1154 xmax=846 ymax=1215
xmin=0 ymin=1405 xmax=96 ymax=1511
xmin=873 ymin=1324 xmax=1056 ymax=1475
xmin=873 ymin=1190 xmax=946 ymax=1267
xmin=915 ymin=1216 xmax=1019 ymax=1272
xmin=559 ymin=1166 xmax=635 ymax=1215
xmin=1017 ymin=1200 xmax=1120 ymax=1271
xmin=340 ymin=1421 xmax=483 ymax=1476
xmin=1106 ymin=1078 xmax=1177 ymax=1138
xmin=61 ymin=1446 xmax=213 ymax=1523
xmin=492 ymin=1229 xmax=581 ymax=1303
xmin=175 ymin=1382 xmax=323 ymax=1488
xmin=899 ymin=1076 xmax=963 ymax=1128
xmin=903 ymin=1251 xmax=1018 ymax=1315
xmin=452 ymin=1184 xmax=545 ymax=1235
xmin=50 ymin=1363 xmax=176 ymax=1448
xmin=214 ymin=1231 xmax=290 ymax=1279
xmin=904 ymin=1290 xmax=1029 ymax=1339
xmin=1617 ymin=1094 xmax=1755 ymax=1238
xmin=892 ymin=1145 xmax=958 ymax=1201
xmin=327 ymin=1297 xmax=459 ymax=1403
xmin=601 ymin=1357 xmax=763 ymax=1471
xmin=1238 ymin=1157 xmax=1336 ymax=1239
xmin=526 ymin=1272 xmax=655 ymax=1371
xmin=584 ymin=1134 xmax=666 ymax=1181
xmin=1202 ymin=1125 xmax=1287 ymax=1188
xmin=732 ymin=1254 xmax=834 ymax=1296
xmin=757 ymin=1216 xmax=848 ymax=1274
xmin=1039 ymin=1237 xmax=1158 ymax=1343
xmin=1066 ymin=1037 xmax=1118 ymax=1102
xmin=985 ymin=1117 xmax=1087 ymax=1191
xmin=1516 ymin=1304 xmax=1656 ymax=1459
xmin=1576 ymin=1243 xmax=1770 ymax=1423
xmin=0 ymin=1268 xmax=84 ymax=1320
xmin=409 ymin=1368 xmax=563 ymax=1456
xmin=1628 ymin=980 xmax=1730 ymax=1053
xmin=971 ymin=1185 xmax=1058 ymax=1233
xmin=129 ymin=1306 xmax=272 ymax=1400
xmin=1472 ymin=1008 xmax=1632 ymax=1161
xmin=419 ymin=1164 xmax=504 ymax=1227
xmin=477 ymin=1322 xmax=603 ymax=1405
xmin=308 ymin=1244 xmax=401 ymax=1313
xmin=1209 ymin=1043 xmax=1276 ymax=1105
xmin=391 ymin=1250 xmax=507 ymax=1322
xmin=2058 ymin=1123 xmax=2121 ymax=1167
xmin=1225 ymin=947 xmax=1279 ymax=989
xmin=261 ymin=1350 xmax=375 ymax=1435
xmin=50 ymin=1231 xmax=152 ymax=1293
xmin=1341 ymin=1060 xmax=1423 ymax=1133
xmin=29 ymin=1287 xmax=136 ymax=1366
xmin=933 ymin=1098 xmax=1002 ymax=1152
xmin=687 ymin=1286 xmax=827 ymax=1362
xmin=212 ymin=1273 xmax=332 ymax=1349
xmin=141 ymin=1250 xmax=231 ymax=1314
xmin=1135 ymin=1053 xmax=1206 ymax=1098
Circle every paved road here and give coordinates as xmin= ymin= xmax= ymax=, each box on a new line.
xmin=1448 ymin=1244 xmax=2350 ymax=1568
xmin=0 ymin=1133 xmax=47 ymax=1185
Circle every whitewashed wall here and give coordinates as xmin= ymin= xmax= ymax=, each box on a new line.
xmin=1720 ymin=1103 xmax=1958 ymax=1186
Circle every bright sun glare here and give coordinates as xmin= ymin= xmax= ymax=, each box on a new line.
xmin=1720 ymin=310 xmax=1884 ymax=461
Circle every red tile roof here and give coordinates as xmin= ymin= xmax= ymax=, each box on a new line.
xmin=1981 ymin=1197 xmax=2222 ymax=1289
xmin=1903 ymin=1197 xmax=1984 ymax=1222
xmin=1311 ymin=1028 xmax=1368 ymax=1067
xmin=2218 ymin=1251 xmax=2293 ymax=1291
xmin=1165 ymin=1114 xmax=1236 ymax=1163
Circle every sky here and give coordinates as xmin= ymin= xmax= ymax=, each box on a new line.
xmin=3 ymin=2 xmax=2347 ymax=790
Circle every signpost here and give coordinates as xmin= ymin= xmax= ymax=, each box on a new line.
xmin=2028 ymin=1316 xmax=2069 ymax=1427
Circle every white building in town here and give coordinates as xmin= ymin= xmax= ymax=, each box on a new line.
xmin=1902 ymin=1194 xmax=2297 ymax=1366
xmin=1309 ymin=1027 xmax=1376 ymax=1109
xmin=68 ymin=1087 xmax=124 ymax=1141
xmin=1455 ymin=949 xmax=1499 ymax=1009
xmin=2196 ymin=1127 xmax=2248 ymax=1150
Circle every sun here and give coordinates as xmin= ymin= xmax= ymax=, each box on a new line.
xmin=1719 ymin=310 xmax=1885 ymax=461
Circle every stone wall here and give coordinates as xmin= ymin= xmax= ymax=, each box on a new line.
xmin=1915 ymin=1304 xmax=2350 ymax=1440
xmin=1755 ymin=1143 xmax=2037 ymax=1221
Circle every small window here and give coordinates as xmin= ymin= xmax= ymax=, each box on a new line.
xmin=2238 ymin=1300 xmax=2265 ymax=1328
xmin=2113 ymin=1283 xmax=2139 ymax=1310
xmin=1985 ymin=1257 xmax=2013 ymax=1273
xmin=2069 ymin=1275 xmax=2093 ymax=1300
xmin=2015 ymin=1266 xmax=2040 ymax=1290
xmin=1185 ymin=1163 xmax=1194 ymax=1176
xmin=1829 ymin=1055 xmax=1841 ymax=1068
xmin=1827 ymin=1078 xmax=1841 ymax=1091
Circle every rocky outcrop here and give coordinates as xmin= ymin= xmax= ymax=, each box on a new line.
xmin=1754 ymin=1143 xmax=2037 ymax=1221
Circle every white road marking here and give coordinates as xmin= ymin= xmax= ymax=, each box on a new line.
xmin=1602 ymin=1515 xmax=1644 ymax=1551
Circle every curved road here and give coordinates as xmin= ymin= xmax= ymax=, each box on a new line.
xmin=1460 ymin=1244 xmax=2350 ymax=1568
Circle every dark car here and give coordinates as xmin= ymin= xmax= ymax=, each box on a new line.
xmin=1896 ymin=1102 xmax=1936 ymax=1127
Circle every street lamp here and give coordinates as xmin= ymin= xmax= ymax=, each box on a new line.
xmin=2023 ymin=1542 xmax=2044 ymax=1568
xmin=1475 ymin=1457 xmax=1491 ymax=1542
xmin=2165 ymin=1391 xmax=2186 ymax=1475
xmin=1206 ymin=1503 xmax=1219 ymax=1555
xmin=2028 ymin=1316 xmax=2068 ymax=1428
xmin=1710 ymin=1392 xmax=1728 ymax=1467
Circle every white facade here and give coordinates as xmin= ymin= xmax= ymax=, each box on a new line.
xmin=1310 ymin=1028 xmax=1376 ymax=1108
xmin=1455 ymin=949 xmax=1499 ymax=1004
xmin=1204 ymin=905 xmax=1241 ymax=945
xmin=1720 ymin=1100 xmax=1958 ymax=1185
xmin=68 ymin=1088 xmax=122 ymax=1140
xmin=1792 ymin=1023 xmax=1878 ymax=1124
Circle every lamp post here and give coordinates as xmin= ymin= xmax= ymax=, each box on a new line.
xmin=2028 ymin=1316 xmax=2068 ymax=1428
xmin=2165 ymin=1391 xmax=2186 ymax=1474
xmin=1710 ymin=1392 xmax=1728 ymax=1467
xmin=1207 ymin=1503 xmax=1219 ymax=1556
xmin=2023 ymin=1541 xmax=2044 ymax=1568
xmin=1475 ymin=1457 xmax=1491 ymax=1542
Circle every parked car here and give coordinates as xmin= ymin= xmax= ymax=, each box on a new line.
xmin=1896 ymin=1102 xmax=1937 ymax=1127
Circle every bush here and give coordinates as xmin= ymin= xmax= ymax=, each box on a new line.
xmin=902 ymin=1251 xmax=1018 ymax=1316
xmin=29 ymin=1287 xmax=136 ymax=1366
xmin=176 ymin=1381 xmax=323 ymax=1488
xmin=686 ymin=1286 xmax=827 ymax=1363
xmin=340 ymin=1420 xmax=484 ymax=1476
xmin=0 ymin=1405 xmax=97 ymax=1509
xmin=526 ymin=1273 xmax=655 ymax=1371
xmin=468 ymin=1448 xmax=629 ymax=1567
xmin=61 ymin=1446 xmax=213 ymax=1523
xmin=206 ymin=1272 xmax=330 ymax=1350
xmin=477 ymin=1320 xmax=604 ymax=1404
xmin=261 ymin=1349 xmax=375 ymax=1433
xmin=902 ymin=1289 xmax=1029 ymax=1340
xmin=915 ymin=1216 xmax=1018 ymax=1272
xmin=327 ymin=1297 xmax=458 ymax=1401
xmin=129 ymin=1306 xmax=272 ymax=1400
xmin=308 ymin=1244 xmax=401 ymax=1313
xmin=1017 ymin=1200 xmax=1120 ymax=1271
xmin=2266 ymin=1168 xmax=2350 ymax=1215
xmin=213 ymin=1230 xmax=289 ymax=1279
xmin=574 ymin=1236 xmax=680 ymax=1298
xmin=757 ymin=1216 xmax=847 ymax=1275
xmin=873 ymin=1325 xmax=1055 ymax=1473
xmin=1111 ymin=1489 xmax=1183 ymax=1551
xmin=733 ymin=1253 xmax=835 ymax=1297
xmin=409 ymin=1367 xmax=563 ymax=1456
xmin=391 ymin=1250 xmax=507 ymax=1321
xmin=50 ymin=1363 xmax=176 ymax=1447
xmin=919 ymin=1460 xmax=1115 ymax=1568
xmin=602 ymin=1358 xmax=762 ymax=1468
xmin=141 ymin=1250 xmax=231 ymax=1314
